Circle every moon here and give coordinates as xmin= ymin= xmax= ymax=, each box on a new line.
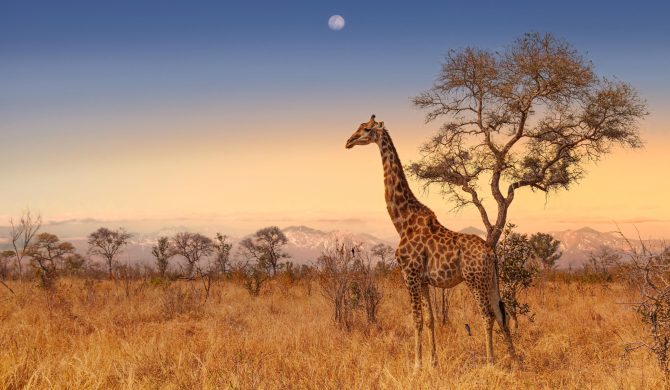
xmin=328 ymin=15 xmax=345 ymax=31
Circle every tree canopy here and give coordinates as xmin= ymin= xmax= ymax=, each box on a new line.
xmin=87 ymin=227 xmax=132 ymax=279
xmin=410 ymin=32 xmax=647 ymax=245
xmin=239 ymin=226 xmax=289 ymax=277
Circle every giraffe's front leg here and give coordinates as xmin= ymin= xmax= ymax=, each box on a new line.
xmin=405 ymin=270 xmax=424 ymax=372
xmin=421 ymin=283 xmax=438 ymax=368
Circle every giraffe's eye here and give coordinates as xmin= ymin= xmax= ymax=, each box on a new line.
xmin=364 ymin=128 xmax=371 ymax=132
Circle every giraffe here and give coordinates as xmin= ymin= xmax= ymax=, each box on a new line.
xmin=345 ymin=115 xmax=516 ymax=369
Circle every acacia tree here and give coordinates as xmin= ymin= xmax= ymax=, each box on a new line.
xmin=171 ymin=232 xmax=213 ymax=278
xmin=370 ymin=243 xmax=394 ymax=264
xmin=151 ymin=236 xmax=173 ymax=277
xmin=212 ymin=233 xmax=233 ymax=275
xmin=370 ymin=243 xmax=396 ymax=276
xmin=411 ymin=32 xmax=647 ymax=246
xmin=239 ymin=226 xmax=289 ymax=277
xmin=8 ymin=210 xmax=42 ymax=280
xmin=26 ymin=232 xmax=76 ymax=289
xmin=87 ymin=227 xmax=132 ymax=279
xmin=529 ymin=232 xmax=562 ymax=270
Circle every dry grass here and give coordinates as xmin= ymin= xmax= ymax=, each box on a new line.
xmin=0 ymin=278 xmax=663 ymax=389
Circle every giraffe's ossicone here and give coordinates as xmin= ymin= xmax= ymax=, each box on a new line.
xmin=346 ymin=115 xmax=516 ymax=369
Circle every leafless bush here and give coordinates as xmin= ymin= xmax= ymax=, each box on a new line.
xmin=317 ymin=243 xmax=384 ymax=329
xmin=241 ymin=264 xmax=268 ymax=297
xmin=80 ymin=279 xmax=97 ymax=306
xmin=9 ymin=210 xmax=42 ymax=281
xmin=357 ymin=255 xmax=383 ymax=325
xmin=584 ymin=246 xmax=621 ymax=283
xmin=116 ymin=264 xmax=132 ymax=298
xmin=160 ymin=287 xmax=202 ymax=319
xmin=192 ymin=261 xmax=216 ymax=303
xmin=0 ymin=251 xmax=15 ymax=294
xmin=620 ymin=235 xmax=670 ymax=383
xmin=318 ymin=244 xmax=355 ymax=329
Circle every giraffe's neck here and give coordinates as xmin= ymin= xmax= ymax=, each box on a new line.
xmin=378 ymin=130 xmax=421 ymax=233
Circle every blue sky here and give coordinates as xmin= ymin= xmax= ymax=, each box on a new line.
xmin=2 ymin=0 xmax=669 ymax=124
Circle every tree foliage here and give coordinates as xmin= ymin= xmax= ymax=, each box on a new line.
xmin=496 ymin=223 xmax=539 ymax=329
xmin=26 ymin=232 xmax=76 ymax=288
xmin=213 ymin=233 xmax=233 ymax=275
xmin=410 ymin=32 xmax=647 ymax=245
xmin=370 ymin=243 xmax=395 ymax=274
xmin=87 ymin=227 xmax=132 ymax=279
xmin=151 ymin=236 xmax=173 ymax=277
xmin=171 ymin=232 xmax=214 ymax=278
xmin=239 ymin=226 xmax=289 ymax=277
xmin=529 ymin=232 xmax=562 ymax=270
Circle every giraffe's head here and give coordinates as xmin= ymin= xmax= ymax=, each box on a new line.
xmin=345 ymin=114 xmax=385 ymax=149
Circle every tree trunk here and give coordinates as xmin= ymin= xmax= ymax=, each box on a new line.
xmin=486 ymin=215 xmax=507 ymax=248
xmin=107 ymin=258 xmax=114 ymax=280
xmin=15 ymin=257 xmax=22 ymax=281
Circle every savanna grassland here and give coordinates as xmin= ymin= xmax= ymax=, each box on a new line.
xmin=0 ymin=276 xmax=663 ymax=390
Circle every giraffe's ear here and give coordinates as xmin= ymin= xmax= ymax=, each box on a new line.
xmin=378 ymin=121 xmax=385 ymax=128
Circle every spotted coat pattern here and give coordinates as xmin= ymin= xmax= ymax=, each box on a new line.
xmin=346 ymin=115 xmax=516 ymax=368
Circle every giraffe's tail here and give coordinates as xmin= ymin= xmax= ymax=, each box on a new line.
xmin=489 ymin=251 xmax=509 ymax=331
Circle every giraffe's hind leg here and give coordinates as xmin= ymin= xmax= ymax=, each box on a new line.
xmin=464 ymin=271 xmax=496 ymax=364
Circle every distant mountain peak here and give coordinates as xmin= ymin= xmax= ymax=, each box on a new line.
xmin=574 ymin=226 xmax=601 ymax=234
xmin=283 ymin=225 xmax=326 ymax=235
xmin=458 ymin=226 xmax=486 ymax=237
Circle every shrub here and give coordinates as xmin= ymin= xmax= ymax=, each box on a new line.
xmin=317 ymin=243 xmax=383 ymax=329
xmin=622 ymin=238 xmax=670 ymax=383
xmin=496 ymin=223 xmax=539 ymax=330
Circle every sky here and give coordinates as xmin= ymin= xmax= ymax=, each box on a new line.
xmin=1 ymin=0 xmax=669 ymax=239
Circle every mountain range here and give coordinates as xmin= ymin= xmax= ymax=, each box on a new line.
xmin=277 ymin=226 xmax=655 ymax=269
xmin=0 ymin=224 xmax=656 ymax=270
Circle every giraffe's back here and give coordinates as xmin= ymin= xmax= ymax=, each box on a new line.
xmin=396 ymin=221 xmax=493 ymax=289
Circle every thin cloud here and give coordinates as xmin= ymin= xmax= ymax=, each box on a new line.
xmin=47 ymin=218 xmax=105 ymax=226
xmin=553 ymin=218 xmax=670 ymax=224
xmin=313 ymin=218 xmax=367 ymax=224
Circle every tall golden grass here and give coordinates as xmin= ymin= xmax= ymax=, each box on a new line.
xmin=0 ymin=277 xmax=662 ymax=389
